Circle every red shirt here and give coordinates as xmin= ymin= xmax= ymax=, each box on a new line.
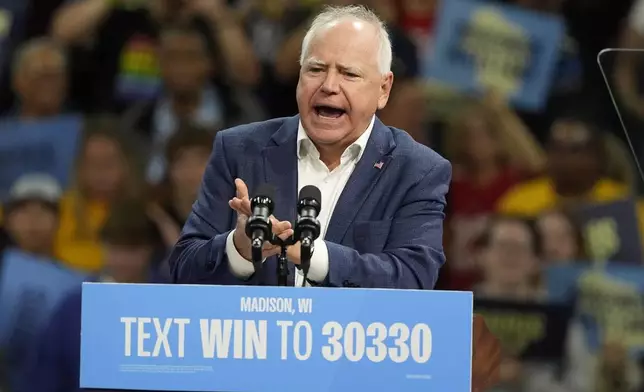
xmin=441 ymin=167 xmax=523 ymax=290
xmin=449 ymin=167 xmax=522 ymax=215
xmin=401 ymin=14 xmax=435 ymax=36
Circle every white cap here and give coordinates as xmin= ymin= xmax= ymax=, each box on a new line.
xmin=7 ymin=173 xmax=62 ymax=204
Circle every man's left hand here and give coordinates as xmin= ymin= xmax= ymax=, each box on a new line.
xmin=472 ymin=314 xmax=501 ymax=392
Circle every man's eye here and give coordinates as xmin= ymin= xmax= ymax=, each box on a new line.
xmin=309 ymin=68 xmax=322 ymax=72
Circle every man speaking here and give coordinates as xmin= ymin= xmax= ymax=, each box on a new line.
xmin=168 ymin=5 xmax=499 ymax=390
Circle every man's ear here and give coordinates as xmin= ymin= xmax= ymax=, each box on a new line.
xmin=377 ymin=72 xmax=394 ymax=110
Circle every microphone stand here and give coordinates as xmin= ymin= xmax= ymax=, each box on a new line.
xmin=270 ymin=236 xmax=295 ymax=287
xmin=300 ymin=238 xmax=313 ymax=284
xmin=251 ymin=238 xmax=264 ymax=275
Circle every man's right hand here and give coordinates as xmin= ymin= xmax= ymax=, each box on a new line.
xmin=229 ymin=178 xmax=293 ymax=260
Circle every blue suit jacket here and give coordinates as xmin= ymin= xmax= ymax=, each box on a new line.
xmin=168 ymin=115 xmax=451 ymax=289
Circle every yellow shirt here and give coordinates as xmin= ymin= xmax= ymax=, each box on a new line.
xmin=54 ymin=191 xmax=109 ymax=273
xmin=496 ymin=177 xmax=631 ymax=216
xmin=496 ymin=176 xmax=644 ymax=246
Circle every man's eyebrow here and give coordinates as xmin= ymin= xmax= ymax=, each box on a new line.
xmin=304 ymin=59 xmax=326 ymax=67
xmin=337 ymin=64 xmax=362 ymax=74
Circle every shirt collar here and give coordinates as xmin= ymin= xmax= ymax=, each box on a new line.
xmin=297 ymin=115 xmax=375 ymax=162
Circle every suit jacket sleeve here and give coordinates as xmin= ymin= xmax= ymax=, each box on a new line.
xmin=167 ymin=131 xmax=247 ymax=285
xmin=321 ymin=158 xmax=451 ymax=289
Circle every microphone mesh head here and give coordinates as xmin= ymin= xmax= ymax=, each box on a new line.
xmin=254 ymin=184 xmax=276 ymax=200
xmin=299 ymin=185 xmax=322 ymax=206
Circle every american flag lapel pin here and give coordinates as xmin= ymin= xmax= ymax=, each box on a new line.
xmin=374 ymin=161 xmax=384 ymax=169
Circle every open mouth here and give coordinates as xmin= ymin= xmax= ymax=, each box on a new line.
xmin=314 ymin=105 xmax=346 ymax=119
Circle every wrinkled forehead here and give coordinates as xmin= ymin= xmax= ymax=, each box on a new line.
xmin=303 ymin=19 xmax=381 ymax=71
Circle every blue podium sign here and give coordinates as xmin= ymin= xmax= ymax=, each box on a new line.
xmin=80 ymin=283 xmax=473 ymax=392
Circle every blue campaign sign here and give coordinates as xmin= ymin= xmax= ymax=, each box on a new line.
xmin=425 ymin=0 xmax=564 ymax=111
xmin=574 ymin=199 xmax=642 ymax=263
xmin=0 ymin=115 xmax=82 ymax=200
xmin=80 ymin=284 xmax=474 ymax=392
xmin=546 ymin=263 xmax=644 ymax=356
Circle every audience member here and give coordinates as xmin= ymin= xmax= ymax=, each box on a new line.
xmin=6 ymin=38 xmax=68 ymax=119
xmin=0 ymin=0 xmax=69 ymax=112
xmin=147 ymin=125 xmax=214 ymax=248
xmin=25 ymin=199 xmax=163 ymax=392
xmin=51 ymin=0 xmax=259 ymax=112
xmin=497 ymin=119 xmax=627 ymax=216
xmin=536 ymin=209 xmax=586 ymax=263
xmin=240 ymin=0 xmax=314 ymax=118
xmin=55 ymin=116 xmax=144 ymax=273
xmin=0 ymin=177 xmax=83 ymax=392
xmin=121 ymin=23 xmax=250 ymax=183
xmin=444 ymin=95 xmax=544 ymax=290
xmin=2 ymin=174 xmax=62 ymax=259
xmin=474 ymin=215 xmax=580 ymax=392
xmin=474 ymin=216 xmax=543 ymax=301
xmin=511 ymin=0 xmax=584 ymax=143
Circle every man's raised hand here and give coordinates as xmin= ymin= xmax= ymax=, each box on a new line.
xmin=229 ymin=178 xmax=293 ymax=260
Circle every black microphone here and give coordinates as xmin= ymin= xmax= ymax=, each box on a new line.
xmin=295 ymin=185 xmax=322 ymax=283
xmin=245 ymin=184 xmax=275 ymax=270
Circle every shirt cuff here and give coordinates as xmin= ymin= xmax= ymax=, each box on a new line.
xmin=298 ymin=238 xmax=328 ymax=283
xmin=226 ymin=230 xmax=263 ymax=278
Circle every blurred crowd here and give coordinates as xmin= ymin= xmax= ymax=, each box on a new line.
xmin=1 ymin=0 xmax=644 ymax=391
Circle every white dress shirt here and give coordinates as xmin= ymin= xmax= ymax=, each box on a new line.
xmin=225 ymin=116 xmax=376 ymax=286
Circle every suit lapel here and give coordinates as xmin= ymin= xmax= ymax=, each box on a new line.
xmin=325 ymin=117 xmax=396 ymax=244
xmin=262 ymin=115 xmax=299 ymax=224
xmin=262 ymin=116 xmax=299 ymax=285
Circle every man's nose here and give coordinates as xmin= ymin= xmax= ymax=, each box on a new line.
xmin=320 ymin=71 xmax=341 ymax=94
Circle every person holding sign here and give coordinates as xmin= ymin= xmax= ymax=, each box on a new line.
xmin=168 ymin=5 xmax=500 ymax=390
xmin=23 ymin=201 xmax=165 ymax=392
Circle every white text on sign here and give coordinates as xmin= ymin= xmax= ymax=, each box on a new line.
xmin=120 ymin=318 xmax=432 ymax=363
xmin=118 ymin=295 xmax=431 ymax=363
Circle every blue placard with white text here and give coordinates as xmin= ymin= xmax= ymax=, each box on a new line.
xmin=425 ymin=0 xmax=564 ymax=111
xmin=0 ymin=115 xmax=82 ymax=200
xmin=80 ymin=283 xmax=473 ymax=392
xmin=547 ymin=263 xmax=644 ymax=357
xmin=0 ymin=248 xmax=86 ymax=347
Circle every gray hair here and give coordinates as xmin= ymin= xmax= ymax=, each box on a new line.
xmin=299 ymin=5 xmax=393 ymax=75
xmin=12 ymin=37 xmax=67 ymax=77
